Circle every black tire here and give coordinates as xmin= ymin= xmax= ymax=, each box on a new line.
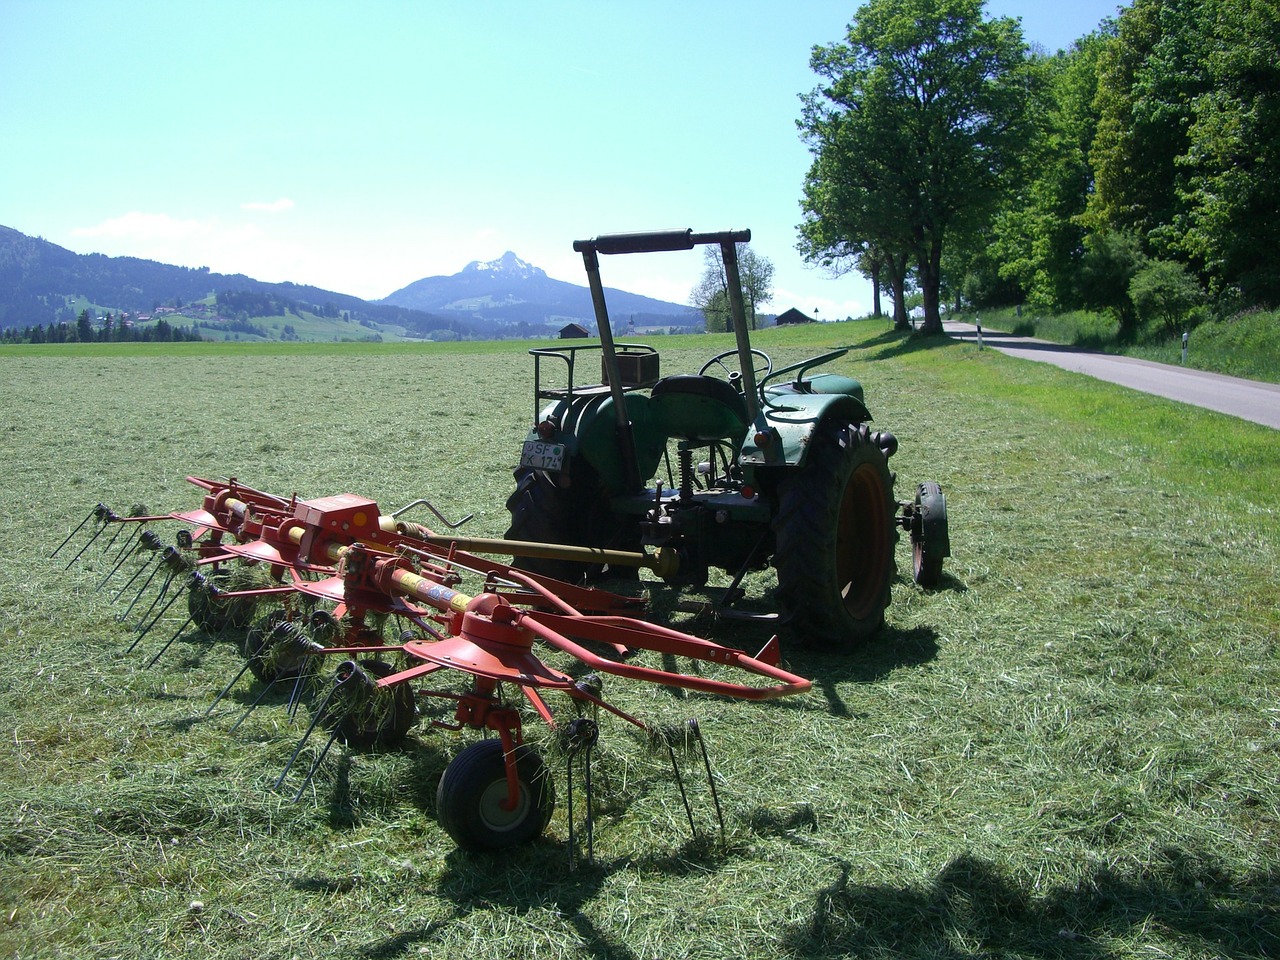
xmin=504 ymin=462 xmax=637 ymax=583
xmin=772 ymin=422 xmax=897 ymax=648
xmin=436 ymin=739 xmax=555 ymax=851
xmin=321 ymin=659 xmax=416 ymax=750
xmin=911 ymin=481 xmax=948 ymax=588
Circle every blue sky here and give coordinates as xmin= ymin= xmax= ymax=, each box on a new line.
xmin=1 ymin=1 xmax=1127 ymax=317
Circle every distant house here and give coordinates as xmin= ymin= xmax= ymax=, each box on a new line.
xmin=559 ymin=322 xmax=590 ymax=339
xmin=775 ymin=308 xmax=816 ymax=325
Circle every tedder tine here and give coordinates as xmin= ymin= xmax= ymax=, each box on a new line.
xmin=655 ymin=719 xmax=725 ymax=846
xmin=51 ymin=504 xmax=110 ymax=560
xmin=666 ymin=736 xmax=698 ymax=839
xmin=688 ymin=719 xmax=726 ymax=845
xmin=565 ymin=717 xmax=600 ymax=868
xmin=125 ymin=579 xmax=184 ymax=653
xmin=274 ymin=679 xmax=345 ymax=792
xmin=205 ymin=656 xmax=260 ymax=718
xmin=96 ymin=527 xmax=150 ymax=590
xmin=99 ymin=519 xmax=131 ymax=563
xmin=61 ymin=507 xmax=117 ymax=570
xmin=115 ymin=550 xmax=168 ymax=616
xmin=144 ymin=615 xmax=195 ymax=668
xmin=290 ymin=728 xmax=344 ymax=804
xmin=285 ymin=671 xmax=309 ymax=721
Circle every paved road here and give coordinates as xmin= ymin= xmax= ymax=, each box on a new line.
xmin=943 ymin=320 xmax=1280 ymax=429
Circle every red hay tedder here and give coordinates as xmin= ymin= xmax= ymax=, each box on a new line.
xmin=56 ymin=475 xmax=811 ymax=855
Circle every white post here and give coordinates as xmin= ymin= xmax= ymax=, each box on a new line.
xmin=1181 ymin=331 xmax=1189 ymax=364
xmin=976 ymin=320 xmax=984 ymax=350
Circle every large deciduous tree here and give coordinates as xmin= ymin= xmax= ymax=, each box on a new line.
xmin=798 ymin=0 xmax=1032 ymax=334
xmin=690 ymin=243 xmax=774 ymax=332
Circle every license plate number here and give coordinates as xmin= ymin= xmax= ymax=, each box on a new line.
xmin=521 ymin=440 xmax=565 ymax=471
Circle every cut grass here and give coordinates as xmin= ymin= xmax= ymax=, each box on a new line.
xmin=0 ymin=324 xmax=1277 ymax=959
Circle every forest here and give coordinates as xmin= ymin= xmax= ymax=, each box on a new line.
xmin=798 ymin=0 xmax=1278 ymax=341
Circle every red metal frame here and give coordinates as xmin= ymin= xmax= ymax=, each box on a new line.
xmin=105 ymin=476 xmax=812 ymax=811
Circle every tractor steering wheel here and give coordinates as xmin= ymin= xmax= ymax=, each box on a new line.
xmin=698 ymin=349 xmax=773 ymax=391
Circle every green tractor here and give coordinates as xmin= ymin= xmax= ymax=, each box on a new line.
xmin=504 ymin=229 xmax=948 ymax=647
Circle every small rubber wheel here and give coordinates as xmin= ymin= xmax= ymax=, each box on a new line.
xmin=436 ymin=739 xmax=555 ymax=852
xmin=911 ymin=481 xmax=948 ymax=588
xmin=321 ymin=660 xmax=416 ymax=749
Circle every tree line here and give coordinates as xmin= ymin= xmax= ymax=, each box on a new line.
xmin=798 ymin=0 xmax=1279 ymax=338
xmin=0 ymin=309 xmax=201 ymax=344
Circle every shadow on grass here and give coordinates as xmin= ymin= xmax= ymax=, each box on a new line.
xmin=357 ymin=843 xmax=666 ymax=960
xmin=867 ymin=330 xmax=956 ymax=362
xmin=784 ymin=851 xmax=1280 ymax=959
xmin=783 ymin=625 xmax=941 ymax=719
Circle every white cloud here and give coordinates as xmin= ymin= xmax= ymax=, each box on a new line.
xmin=241 ymin=198 xmax=295 ymax=213
xmin=72 ymin=211 xmax=207 ymax=242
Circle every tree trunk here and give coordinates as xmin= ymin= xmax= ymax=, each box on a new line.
xmin=888 ymin=252 xmax=910 ymax=330
xmin=870 ymin=262 xmax=883 ymax=318
xmin=918 ymin=241 xmax=944 ymax=335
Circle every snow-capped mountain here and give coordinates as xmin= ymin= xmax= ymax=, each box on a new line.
xmin=381 ymin=252 xmax=698 ymax=329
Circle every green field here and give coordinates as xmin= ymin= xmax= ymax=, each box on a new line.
xmin=1 ymin=324 xmax=1276 ymax=959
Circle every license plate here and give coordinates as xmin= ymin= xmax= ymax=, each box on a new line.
xmin=521 ymin=439 xmax=565 ymax=471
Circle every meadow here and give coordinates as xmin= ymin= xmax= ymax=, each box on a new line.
xmin=1 ymin=322 xmax=1276 ymax=959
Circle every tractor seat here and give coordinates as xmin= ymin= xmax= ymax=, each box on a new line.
xmin=649 ymin=375 xmax=750 ymax=442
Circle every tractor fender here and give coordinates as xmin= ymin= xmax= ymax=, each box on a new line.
xmin=740 ymin=393 xmax=873 ymax=468
xmin=573 ymin=392 xmax=666 ymax=494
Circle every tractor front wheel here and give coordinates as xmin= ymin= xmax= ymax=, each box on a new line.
xmin=772 ymin=422 xmax=896 ymax=648
xmin=436 ymin=739 xmax=555 ymax=851
xmin=911 ymin=481 xmax=949 ymax=588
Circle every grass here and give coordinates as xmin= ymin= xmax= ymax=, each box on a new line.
xmin=1 ymin=324 xmax=1277 ymax=959
xmin=958 ymin=305 xmax=1280 ymax=383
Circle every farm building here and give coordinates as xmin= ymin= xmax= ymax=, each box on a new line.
xmin=775 ymin=308 xmax=816 ymax=325
xmin=559 ymin=322 xmax=590 ymax=339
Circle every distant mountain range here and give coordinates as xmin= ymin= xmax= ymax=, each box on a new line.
xmin=381 ymin=251 xmax=700 ymax=330
xmin=0 ymin=225 xmax=702 ymax=341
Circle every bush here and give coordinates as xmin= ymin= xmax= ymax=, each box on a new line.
xmin=1129 ymin=260 xmax=1207 ymax=337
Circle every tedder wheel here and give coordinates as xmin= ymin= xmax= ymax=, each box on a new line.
xmin=436 ymin=738 xmax=555 ymax=852
xmin=320 ymin=659 xmax=416 ymax=750
xmin=772 ymin=421 xmax=897 ymax=648
xmin=911 ymin=481 xmax=949 ymax=588
xmin=504 ymin=460 xmax=637 ymax=583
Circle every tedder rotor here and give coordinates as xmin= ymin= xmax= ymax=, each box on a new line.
xmin=57 ymin=476 xmax=810 ymax=855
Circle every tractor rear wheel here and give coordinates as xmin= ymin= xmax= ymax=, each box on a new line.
xmin=504 ymin=462 xmax=636 ymax=583
xmin=772 ymin=422 xmax=896 ymax=648
xmin=436 ymin=739 xmax=555 ymax=851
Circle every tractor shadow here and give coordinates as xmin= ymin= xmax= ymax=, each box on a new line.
xmin=596 ymin=573 xmax=948 ymax=721
xmin=357 ymin=834 xmax=746 ymax=960
xmin=783 ymin=850 xmax=1280 ymax=959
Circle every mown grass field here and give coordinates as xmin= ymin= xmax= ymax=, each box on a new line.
xmin=1 ymin=323 xmax=1277 ymax=959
